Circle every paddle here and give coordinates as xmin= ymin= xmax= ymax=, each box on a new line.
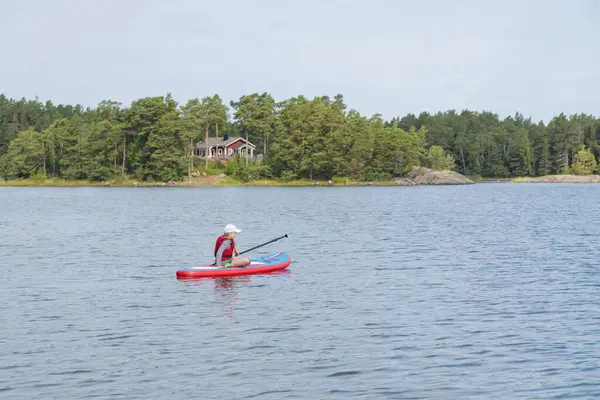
xmin=222 ymin=234 xmax=289 ymax=266
xmin=238 ymin=234 xmax=288 ymax=256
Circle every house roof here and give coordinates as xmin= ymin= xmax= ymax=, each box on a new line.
xmin=196 ymin=136 xmax=255 ymax=149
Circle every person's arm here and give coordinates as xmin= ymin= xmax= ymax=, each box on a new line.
xmin=215 ymin=240 xmax=231 ymax=267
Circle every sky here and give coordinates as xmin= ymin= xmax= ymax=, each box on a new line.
xmin=2 ymin=0 xmax=599 ymax=122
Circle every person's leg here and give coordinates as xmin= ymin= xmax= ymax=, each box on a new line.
xmin=229 ymin=257 xmax=251 ymax=267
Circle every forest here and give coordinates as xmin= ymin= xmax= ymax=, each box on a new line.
xmin=0 ymin=92 xmax=598 ymax=182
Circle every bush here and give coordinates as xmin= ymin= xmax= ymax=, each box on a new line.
xmin=88 ymin=166 xmax=119 ymax=181
xmin=30 ymin=171 xmax=47 ymax=181
xmin=361 ymin=169 xmax=392 ymax=182
xmin=225 ymin=156 xmax=242 ymax=176
xmin=195 ymin=159 xmax=224 ymax=175
xmin=135 ymin=167 xmax=150 ymax=181
xmin=571 ymin=146 xmax=597 ymax=175
xmin=427 ymin=146 xmax=456 ymax=171
xmin=224 ymin=156 xmax=270 ymax=182
xmin=487 ymin=164 xmax=510 ymax=178
xmin=259 ymin=164 xmax=273 ymax=179
xmin=233 ymin=167 xmax=250 ymax=182
xmin=155 ymin=167 xmax=181 ymax=182
xmin=279 ymin=170 xmax=297 ymax=182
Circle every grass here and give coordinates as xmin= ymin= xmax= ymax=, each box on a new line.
xmin=0 ymin=178 xmax=108 ymax=187
xmin=0 ymin=177 xmax=402 ymax=187
xmin=198 ymin=167 xmax=224 ymax=176
xmin=511 ymin=176 xmax=533 ymax=182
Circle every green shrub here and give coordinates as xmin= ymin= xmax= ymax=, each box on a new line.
xmin=571 ymin=146 xmax=597 ymax=175
xmin=361 ymin=169 xmax=392 ymax=182
xmin=427 ymin=145 xmax=456 ymax=171
xmin=224 ymin=156 xmax=269 ymax=182
xmin=88 ymin=166 xmax=119 ymax=181
xmin=279 ymin=170 xmax=297 ymax=182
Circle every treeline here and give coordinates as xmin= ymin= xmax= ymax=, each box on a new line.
xmin=392 ymin=110 xmax=600 ymax=177
xmin=0 ymin=93 xmax=599 ymax=182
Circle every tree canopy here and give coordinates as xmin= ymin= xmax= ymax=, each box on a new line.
xmin=1 ymin=93 xmax=598 ymax=182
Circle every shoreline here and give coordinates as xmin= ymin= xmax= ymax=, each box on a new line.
xmin=0 ymin=179 xmax=405 ymax=188
xmin=3 ymin=175 xmax=600 ymax=187
xmin=512 ymin=175 xmax=600 ymax=183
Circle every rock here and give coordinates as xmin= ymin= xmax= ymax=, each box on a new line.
xmin=514 ymin=174 xmax=600 ymax=183
xmin=393 ymin=167 xmax=473 ymax=185
xmin=392 ymin=177 xmax=416 ymax=186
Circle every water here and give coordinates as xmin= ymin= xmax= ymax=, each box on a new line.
xmin=1 ymin=184 xmax=600 ymax=399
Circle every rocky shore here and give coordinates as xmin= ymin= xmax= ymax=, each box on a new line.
xmin=393 ymin=167 xmax=474 ymax=186
xmin=0 ymin=168 xmax=477 ymax=187
xmin=514 ymin=175 xmax=600 ymax=183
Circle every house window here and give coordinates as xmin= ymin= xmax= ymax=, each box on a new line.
xmin=218 ymin=148 xmax=222 ymax=155
xmin=229 ymin=149 xmax=233 ymax=155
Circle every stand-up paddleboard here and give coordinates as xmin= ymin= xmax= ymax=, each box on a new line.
xmin=176 ymin=252 xmax=291 ymax=279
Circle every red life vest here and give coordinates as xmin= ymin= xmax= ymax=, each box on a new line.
xmin=214 ymin=235 xmax=235 ymax=261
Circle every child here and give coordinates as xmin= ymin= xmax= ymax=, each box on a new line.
xmin=214 ymin=224 xmax=251 ymax=267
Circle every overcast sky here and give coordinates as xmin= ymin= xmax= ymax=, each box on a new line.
xmin=2 ymin=0 xmax=599 ymax=122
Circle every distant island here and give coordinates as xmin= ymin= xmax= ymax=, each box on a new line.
xmin=1 ymin=92 xmax=598 ymax=186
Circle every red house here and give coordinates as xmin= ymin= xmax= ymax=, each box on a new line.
xmin=195 ymin=135 xmax=256 ymax=159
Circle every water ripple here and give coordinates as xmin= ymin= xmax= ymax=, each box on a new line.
xmin=2 ymin=185 xmax=600 ymax=399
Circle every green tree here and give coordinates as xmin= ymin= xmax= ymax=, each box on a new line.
xmin=571 ymin=146 xmax=597 ymax=175
xmin=122 ymin=94 xmax=178 ymax=180
xmin=345 ymin=110 xmax=374 ymax=179
xmin=199 ymin=97 xmax=212 ymax=170
xmin=181 ymin=98 xmax=204 ymax=181
xmin=146 ymin=110 xmax=186 ymax=182
xmin=427 ymin=145 xmax=456 ymax=170
xmin=0 ymin=153 xmax=7 ymax=179
xmin=269 ymin=96 xmax=310 ymax=178
xmin=230 ymin=93 xmax=276 ymax=165
xmin=3 ymin=92 xmax=600 ymax=183
xmin=207 ymin=94 xmax=228 ymax=166
xmin=6 ymin=128 xmax=47 ymax=178
xmin=549 ymin=113 xmax=573 ymax=174
xmin=508 ymin=128 xmax=534 ymax=177
xmin=58 ymin=116 xmax=92 ymax=180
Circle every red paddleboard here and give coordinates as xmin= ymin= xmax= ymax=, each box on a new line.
xmin=176 ymin=252 xmax=291 ymax=278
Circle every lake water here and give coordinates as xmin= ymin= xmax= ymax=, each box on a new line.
xmin=1 ymin=184 xmax=600 ymax=399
